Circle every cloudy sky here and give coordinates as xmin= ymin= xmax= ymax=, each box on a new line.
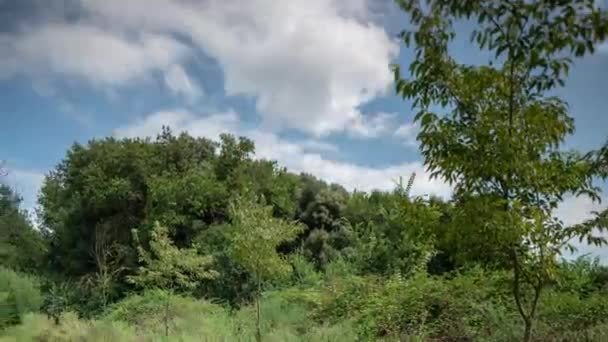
xmin=1 ymin=0 xmax=607 ymax=260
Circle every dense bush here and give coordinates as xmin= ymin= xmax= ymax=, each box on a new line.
xmin=2 ymin=262 xmax=608 ymax=341
xmin=317 ymin=269 xmax=521 ymax=341
xmin=536 ymin=291 xmax=608 ymax=340
xmin=0 ymin=267 xmax=43 ymax=328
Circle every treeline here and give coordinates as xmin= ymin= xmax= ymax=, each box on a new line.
xmin=3 ymin=128 xmax=461 ymax=305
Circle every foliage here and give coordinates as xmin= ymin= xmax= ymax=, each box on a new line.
xmin=227 ymin=196 xmax=304 ymax=340
xmin=4 ymin=123 xmax=606 ymax=341
xmin=103 ymin=289 xmax=231 ymax=335
xmin=553 ymin=256 xmax=608 ymax=295
xmin=1 ymin=289 xmax=355 ymax=341
xmin=287 ymin=253 xmax=323 ymax=289
xmin=0 ymin=267 xmax=43 ymax=328
xmin=537 ymin=290 xmax=608 ymax=339
xmin=317 ymin=268 xmax=515 ymax=341
xmin=38 ymin=130 xmax=248 ymax=282
xmin=349 ymin=195 xmax=440 ymax=276
xmin=0 ymin=312 xmax=136 ymax=342
xmin=392 ymin=0 xmax=608 ymax=340
xmin=2 ymin=262 xmax=608 ymax=341
xmin=128 ymin=221 xmax=218 ymax=336
xmin=0 ymin=185 xmax=47 ymax=272
xmin=193 ymin=224 xmax=257 ymax=306
xmin=128 ymin=221 xmax=217 ymax=292
xmin=228 ymin=197 xmax=304 ymax=284
xmin=40 ymin=280 xmax=80 ymax=323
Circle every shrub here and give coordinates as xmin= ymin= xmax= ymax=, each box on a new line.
xmin=104 ymin=288 xmax=234 ymax=337
xmin=0 ymin=312 xmax=136 ymax=342
xmin=553 ymin=257 xmax=608 ymax=295
xmin=288 ymin=253 xmax=323 ymax=289
xmin=536 ymin=290 xmax=608 ymax=341
xmin=317 ymin=268 xmax=521 ymax=341
xmin=0 ymin=267 xmax=42 ymax=327
xmin=317 ymin=274 xmax=378 ymax=325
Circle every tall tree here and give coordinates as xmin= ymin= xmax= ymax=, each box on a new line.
xmin=393 ymin=0 xmax=608 ymax=340
xmin=38 ymin=131 xmax=247 ymax=280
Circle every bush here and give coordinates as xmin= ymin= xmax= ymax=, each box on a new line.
xmin=0 ymin=267 xmax=42 ymax=327
xmin=317 ymin=268 xmax=521 ymax=341
xmin=0 ymin=312 xmax=136 ymax=342
xmin=40 ymin=277 xmax=124 ymax=320
xmin=194 ymin=225 xmax=256 ymax=306
xmin=104 ymin=289 xmax=235 ymax=337
xmin=553 ymin=257 xmax=608 ymax=295
xmin=536 ymin=290 xmax=608 ymax=341
xmin=317 ymin=274 xmax=378 ymax=325
xmin=236 ymin=294 xmax=308 ymax=338
xmin=288 ymin=253 xmax=323 ymax=288
xmin=5 ymin=263 xmax=608 ymax=341
xmin=235 ymin=288 xmax=353 ymax=342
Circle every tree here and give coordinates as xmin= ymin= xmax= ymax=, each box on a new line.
xmin=348 ymin=190 xmax=441 ymax=277
xmin=128 ymin=221 xmax=217 ymax=336
xmin=393 ymin=0 xmax=608 ymax=340
xmin=0 ymin=185 xmax=46 ymax=272
xmin=80 ymin=223 xmax=128 ymax=311
xmin=146 ymin=168 xmax=229 ymax=247
xmin=214 ymin=133 xmax=255 ymax=185
xmin=38 ymin=130 xmax=249 ymax=290
xmin=296 ymin=177 xmax=353 ymax=268
xmin=237 ymin=160 xmax=302 ymax=220
xmin=39 ymin=137 xmax=158 ymax=277
xmin=226 ymin=197 xmax=304 ymax=342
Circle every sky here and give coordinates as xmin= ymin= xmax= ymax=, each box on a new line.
xmin=0 ymin=0 xmax=607 ymax=261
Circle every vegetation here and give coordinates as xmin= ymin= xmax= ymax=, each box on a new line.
xmin=227 ymin=197 xmax=304 ymax=341
xmin=2 ymin=0 xmax=608 ymax=341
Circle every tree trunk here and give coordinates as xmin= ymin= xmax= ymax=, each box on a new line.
xmin=256 ymin=275 xmax=262 ymax=342
xmin=164 ymin=293 xmax=170 ymax=337
xmin=523 ymin=319 xmax=532 ymax=342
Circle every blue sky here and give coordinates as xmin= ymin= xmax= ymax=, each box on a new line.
xmin=1 ymin=0 xmax=607 ymax=260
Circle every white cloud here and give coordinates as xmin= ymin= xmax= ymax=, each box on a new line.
xmin=394 ymin=121 xmax=419 ymax=147
xmin=114 ymin=109 xmax=451 ymax=197
xmin=0 ymin=23 xmax=191 ymax=88
xmin=2 ymin=0 xmax=399 ymax=136
xmin=298 ymin=140 xmax=339 ymax=153
xmin=81 ymin=0 xmax=400 ymax=137
xmin=554 ymin=195 xmax=605 ymax=227
xmin=347 ymin=112 xmax=397 ymax=138
xmin=114 ymin=110 xmax=239 ymax=141
xmin=164 ymin=64 xmax=203 ymax=102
